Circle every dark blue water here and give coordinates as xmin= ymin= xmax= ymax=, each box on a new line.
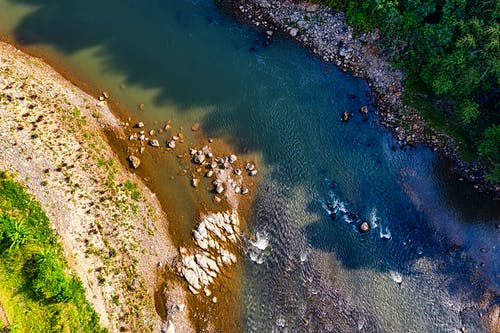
xmin=1 ymin=0 xmax=498 ymax=332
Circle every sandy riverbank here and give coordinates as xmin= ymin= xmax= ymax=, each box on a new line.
xmin=0 ymin=41 xmax=193 ymax=332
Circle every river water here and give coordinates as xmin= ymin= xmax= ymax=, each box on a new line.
xmin=0 ymin=0 xmax=498 ymax=332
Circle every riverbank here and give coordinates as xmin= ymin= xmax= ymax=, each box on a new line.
xmin=227 ymin=0 xmax=500 ymax=199
xmin=0 ymin=41 xmax=193 ymax=332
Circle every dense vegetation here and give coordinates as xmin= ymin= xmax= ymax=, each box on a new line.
xmin=0 ymin=172 xmax=106 ymax=333
xmin=314 ymin=0 xmax=499 ymax=180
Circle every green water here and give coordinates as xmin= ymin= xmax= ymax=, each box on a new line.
xmin=0 ymin=0 xmax=498 ymax=332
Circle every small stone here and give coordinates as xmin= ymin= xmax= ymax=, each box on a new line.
xmin=191 ymin=123 xmax=200 ymax=131
xmin=127 ymin=155 xmax=141 ymax=169
xmin=139 ymin=134 xmax=145 ymax=141
xmin=249 ymin=169 xmax=258 ymax=176
xmin=209 ymin=161 xmax=218 ymax=169
xmin=229 ymin=154 xmax=237 ymax=163
xmin=96 ymin=101 xmax=106 ymax=107
xmin=241 ymin=187 xmax=249 ymax=195
xmin=266 ymin=30 xmax=273 ymax=36
xmin=129 ymin=134 xmax=137 ymax=141
xmin=149 ymin=139 xmax=160 ymax=147
xmin=213 ymin=196 xmax=221 ymax=203
xmin=290 ymin=28 xmax=298 ymax=37
xmin=192 ymin=178 xmax=200 ymax=188
xmin=212 ymin=297 xmax=217 ymax=303
xmin=233 ymin=168 xmax=242 ymax=176
xmin=359 ymin=105 xmax=369 ymax=114
xmin=194 ymin=153 xmax=205 ymax=164
xmin=216 ymin=184 xmax=224 ymax=194
xmin=138 ymin=103 xmax=145 ymax=111
xmin=98 ymin=96 xmax=105 ymax=101
xmin=206 ymin=170 xmax=214 ymax=178
xmin=164 ymin=123 xmax=171 ymax=131
xmin=149 ymin=129 xmax=155 ymax=136
xmin=189 ymin=148 xmax=197 ymax=156
xmin=234 ymin=186 xmax=241 ymax=194
xmin=480 ymin=248 xmax=487 ymax=253
xmin=102 ymin=91 xmax=110 ymax=99
xmin=341 ymin=111 xmax=351 ymax=122
xmin=359 ymin=221 xmax=370 ymax=233
xmin=208 ymin=138 xmax=214 ymax=143
xmin=172 ymin=135 xmax=179 ymax=141
xmin=135 ymin=122 xmax=145 ymax=128
xmin=245 ymin=163 xmax=255 ymax=171
xmin=139 ymin=147 xmax=145 ymax=154
xmin=168 ymin=140 xmax=176 ymax=149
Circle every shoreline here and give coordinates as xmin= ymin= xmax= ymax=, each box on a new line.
xmin=0 ymin=41 xmax=194 ymax=332
xmin=226 ymin=0 xmax=500 ymax=199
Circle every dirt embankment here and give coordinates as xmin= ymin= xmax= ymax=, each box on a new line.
xmin=0 ymin=41 xmax=193 ymax=333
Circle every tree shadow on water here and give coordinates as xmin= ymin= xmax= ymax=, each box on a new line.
xmin=11 ymin=0 xmax=258 ymax=108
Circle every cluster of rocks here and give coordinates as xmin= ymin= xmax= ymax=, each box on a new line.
xmin=177 ymin=211 xmax=240 ymax=300
xmin=228 ymin=0 xmax=499 ymax=198
xmin=189 ymin=146 xmax=257 ymax=200
xmin=125 ymin=119 xmax=189 ymax=169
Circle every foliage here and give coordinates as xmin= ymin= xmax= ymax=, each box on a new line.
xmin=313 ymin=0 xmax=500 ymax=181
xmin=0 ymin=172 xmax=107 ymax=333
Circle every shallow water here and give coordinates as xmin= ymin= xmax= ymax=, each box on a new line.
xmin=0 ymin=0 xmax=498 ymax=332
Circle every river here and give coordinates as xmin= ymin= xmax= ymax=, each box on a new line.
xmin=0 ymin=0 xmax=498 ymax=332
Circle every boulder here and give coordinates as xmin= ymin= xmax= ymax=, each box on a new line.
xmin=127 ymin=155 xmax=141 ymax=169
xmin=359 ymin=221 xmax=370 ymax=233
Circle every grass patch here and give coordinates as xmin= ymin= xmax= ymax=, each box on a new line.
xmin=0 ymin=171 xmax=107 ymax=333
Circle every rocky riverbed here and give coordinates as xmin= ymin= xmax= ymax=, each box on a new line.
xmin=226 ymin=0 xmax=499 ymax=198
